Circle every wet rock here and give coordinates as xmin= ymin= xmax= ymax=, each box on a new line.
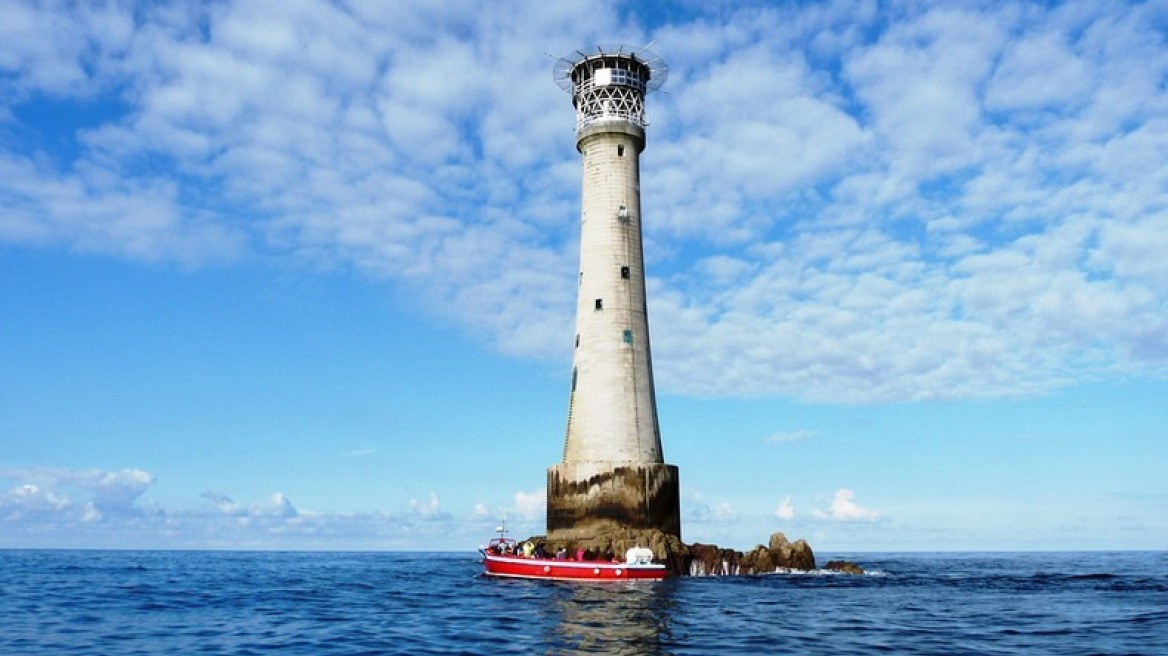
xmin=687 ymin=543 xmax=742 ymax=576
xmin=737 ymin=533 xmax=816 ymax=574
xmin=768 ymin=532 xmax=816 ymax=572
xmin=825 ymin=560 xmax=865 ymax=575
xmin=682 ymin=532 xmax=817 ymax=576
xmin=519 ymin=528 xmax=816 ymax=577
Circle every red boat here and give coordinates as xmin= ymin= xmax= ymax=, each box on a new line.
xmin=479 ymin=527 xmax=667 ymax=582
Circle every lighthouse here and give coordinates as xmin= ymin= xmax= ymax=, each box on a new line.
xmin=546 ymin=45 xmax=681 ymax=541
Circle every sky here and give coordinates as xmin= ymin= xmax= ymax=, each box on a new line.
xmin=1 ymin=0 xmax=1165 ymax=553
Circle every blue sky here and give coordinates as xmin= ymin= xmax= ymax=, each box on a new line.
xmin=2 ymin=0 xmax=1165 ymax=552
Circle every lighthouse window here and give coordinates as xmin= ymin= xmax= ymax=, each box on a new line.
xmin=575 ymin=334 xmax=580 ymax=347
xmin=595 ymin=298 xmax=603 ymax=311
xmin=617 ymin=144 xmax=625 ymax=157
xmin=623 ymin=329 xmax=633 ymax=344
xmin=620 ymin=266 xmax=630 ymax=279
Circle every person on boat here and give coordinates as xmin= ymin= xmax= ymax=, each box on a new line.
xmin=534 ymin=544 xmax=548 ymax=559
xmin=555 ymin=547 xmax=568 ymax=560
xmin=575 ymin=548 xmax=586 ymax=561
xmin=522 ymin=541 xmax=534 ymax=558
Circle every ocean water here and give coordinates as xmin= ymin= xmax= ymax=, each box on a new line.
xmin=1 ymin=550 xmax=1164 ymax=655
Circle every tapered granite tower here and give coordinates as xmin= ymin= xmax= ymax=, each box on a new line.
xmin=547 ymin=46 xmax=680 ymax=541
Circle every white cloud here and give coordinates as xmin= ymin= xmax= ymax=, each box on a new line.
xmin=465 ymin=491 xmax=546 ymax=539
xmin=408 ymin=491 xmax=449 ymax=520
xmin=713 ymin=502 xmax=738 ymax=522
xmin=0 ymin=154 xmax=246 ymax=263
xmin=201 ymin=490 xmax=298 ymax=519
xmin=267 ymin=493 xmax=298 ymax=519
xmin=683 ymin=491 xmax=712 ymax=523
xmin=85 ymin=468 xmax=155 ymax=514
xmin=684 ymin=490 xmax=742 ymax=526
xmin=845 ymin=7 xmax=1003 ymax=179
xmin=512 ymin=489 xmax=546 ymax=522
xmin=0 ymin=484 xmax=68 ymax=515
xmin=0 ymin=1 xmax=134 ymax=96
xmin=201 ymin=490 xmax=246 ymax=517
xmin=0 ymin=467 xmax=155 ymax=518
xmin=775 ymin=496 xmax=796 ymax=520
xmin=983 ymin=28 xmax=1093 ymax=113
xmin=813 ymin=488 xmax=881 ymax=522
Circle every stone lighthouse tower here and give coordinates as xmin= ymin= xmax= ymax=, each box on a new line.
xmin=546 ymin=45 xmax=680 ymax=541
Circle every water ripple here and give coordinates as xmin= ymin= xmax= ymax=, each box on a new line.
xmin=1 ymin=550 xmax=1165 ymax=655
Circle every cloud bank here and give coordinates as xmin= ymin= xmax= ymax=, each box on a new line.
xmin=0 ymin=466 xmax=489 ymax=550
xmin=2 ymin=0 xmax=1166 ymax=403
xmin=3 ymin=0 xmax=1164 ymax=553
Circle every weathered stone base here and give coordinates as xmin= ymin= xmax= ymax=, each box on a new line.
xmin=546 ymin=462 xmax=680 ymax=541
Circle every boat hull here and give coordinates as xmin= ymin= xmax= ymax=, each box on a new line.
xmin=481 ymin=552 xmax=667 ymax=581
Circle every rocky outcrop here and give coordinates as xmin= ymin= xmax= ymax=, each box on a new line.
xmin=741 ymin=532 xmax=816 ymax=574
xmin=521 ymin=529 xmax=816 ymax=577
xmin=687 ymin=542 xmax=744 ymax=576
xmin=686 ymin=534 xmax=815 ymax=576
xmin=825 ymin=560 xmax=865 ymax=575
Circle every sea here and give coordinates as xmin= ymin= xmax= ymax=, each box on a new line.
xmin=2 ymin=550 xmax=1164 ymax=655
